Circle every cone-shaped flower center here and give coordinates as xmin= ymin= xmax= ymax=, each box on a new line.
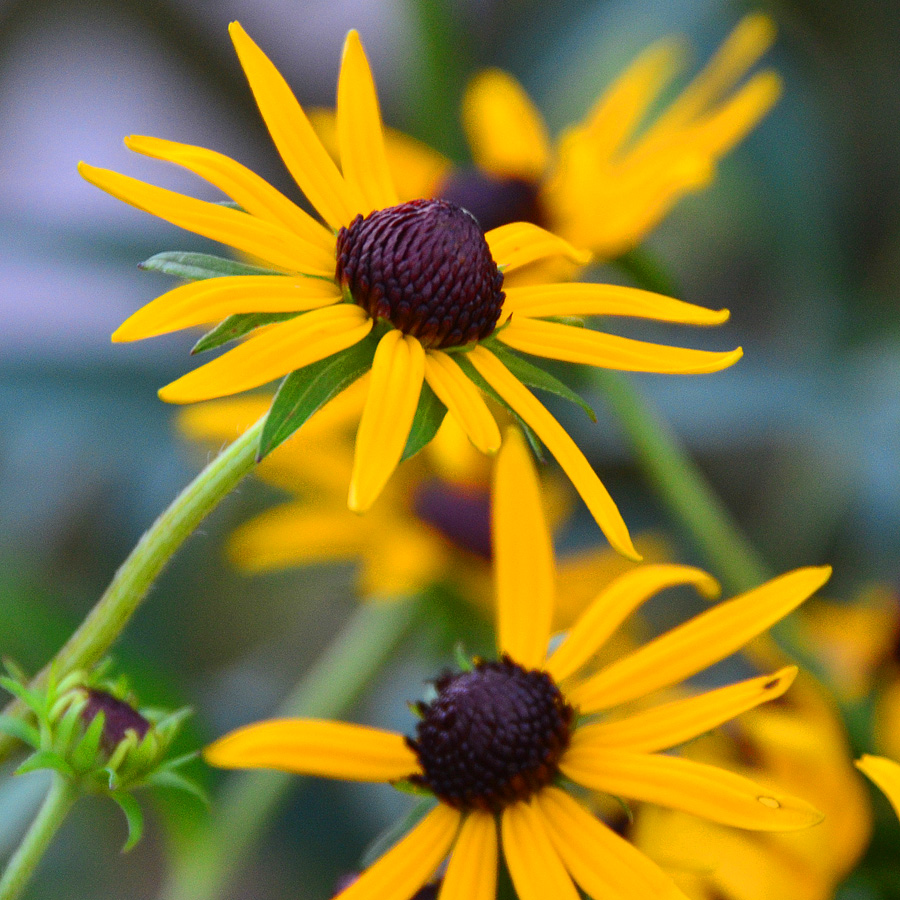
xmin=439 ymin=170 xmax=545 ymax=234
xmin=335 ymin=199 xmax=505 ymax=349
xmin=408 ymin=656 xmax=574 ymax=811
xmin=82 ymin=689 xmax=150 ymax=753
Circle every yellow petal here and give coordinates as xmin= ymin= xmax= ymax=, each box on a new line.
xmin=204 ymin=719 xmax=419 ymax=780
xmin=486 ymin=223 xmax=591 ymax=273
xmin=158 ymin=304 xmax=372 ymax=404
xmin=502 ymin=283 xmax=729 ymax=326
xmin=501 ymin=800 xmax=580 ymax=900
xmin=424 ymin=351 xmax=500 ymax=455
xmin=462 ymin=69 xmax=551 ymax=180
xmin=438 ymin=812 xmax=497 ymax=900
xmin=498 ymin=317 xmax=743 ymax=374
xmin=491 ymin=426 xmax=555 ymax=668
xmin=468 ymin=346 xmax=638 ymax=560
xmin=78 ymin=162 xmax=332 ymax=275
xmin=572 ymin=666 xmax=798 ymax=754
xmin=537 ymin=787 xmax=687 ymax=900
xmin=123 ymin=134 xmax=335 ymax=259
xmin=338 ymin=805 xmax=461 ymax=900
xmin=560 ymin=747 xmax=823 ymax=831
xmin=567 ymin=566 xmax=832 ymax=713
xmin=337 ymin=30 xmax=399 ymax=213
xmin=349 ymin=331 xmax=425 ymax=511
xmin=228 ymin=22 xmax=362 ymax=229
xmin=856 ymin=755 xmax=900 ymax=822
xmin=112 ymin=276 xmax=341 ymax=342
xmin=546 ymin=565 xmax=720 ymax=683
xmin=177 ymin=396 xmax=273 ymax=442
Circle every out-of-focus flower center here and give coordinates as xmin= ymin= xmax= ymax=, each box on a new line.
xmin=439 ymin=169 xmax=545 ymax=233
xmin=407 ymin=656 xmax=574 ymax=811
xmin=81 ymin=689 xmax=150 ymax=753
xmin=412 ymin=479 xmax=492 ymax=560
xmin=335 ymin=199 xmax=505 ymax=349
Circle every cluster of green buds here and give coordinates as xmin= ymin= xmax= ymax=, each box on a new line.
xmin=0 ymin=660 xmax=204 ymax=850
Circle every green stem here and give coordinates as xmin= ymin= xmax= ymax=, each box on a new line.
xmin=158 ymin=599 xmax=421 ymax=900
xmin=0 ymin=418 xmax=265 ymax=765
xmin=0 ymin=774 xmax=79 ymax=900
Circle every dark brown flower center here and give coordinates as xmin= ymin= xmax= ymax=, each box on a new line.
xmin=407 ymin=656 xmax=574 ymax=811
xmin=439 ymin=169 xmax=545 ymax=233
xmin=335 ymin=199 xmax=505 ymax=349
xmin=81 ymin=689 xmax=150 ymax=753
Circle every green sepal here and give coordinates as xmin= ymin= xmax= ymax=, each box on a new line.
xmin=110 ymin=791 xmax=145 ymax=852
xmin=15 ymin=750 xmax=76 ymax=780
xmin=0 ymin=714 xmax=40 ymax=747
xmin=138 ymin=251 xmax=283 ymax=282
xmin=453 ymin=643 xmax=474 ymax=672
xmin=146 ymin=769 xmax=209 ymax=806
xmin=0 ymin=676 xmax=39 ymax=710
xmin=70 ymin=709 xmax=106 ymax=770
xmin=54 ymin=700 xmax=87 ymax=756
xmin=400 ymin=382 xmax=447 ymax=462
xmin=190 ymin=312 xmax=301 ymax=355
xmin=360 ymin=797 xmax=434 ymax=868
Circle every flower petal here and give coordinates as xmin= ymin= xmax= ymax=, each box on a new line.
xmin=438 ymin=811 xmax=497 ymax=900
xmin=567 ymin=566 xmax=832 ymax=713
xmin=229 ymin=22 xmax=362 ymax=229
xmin=571 ymin=666 xmax=797 ymax=755
xmin=462 ymin=69 xmax=551 ymax=180
xmin=856 ymin=755 xmax=900 ymax=822
xmin=204 ymin=719 xmax=419 ymax=781
xmin=486 ymin=223 xmax=591 ymax=273
xmin=498 ymin=317 xmax=742 ymax=374
xmin=492 ymin=426 xmax=555 ymax=668
xmin=349 ymin=331 xmax=425 ymax=511
xmin=560 ymin=747 xmax=823 ymax=831
xmin=501 ymin=800 xmax=580 ymax=900
xmin=112 ymin=277 xmax=341 ymax=342
xmin=158 ymin=304 xmax=372 ymax=404
xmin=546 ymin=565 xmax=720 ymax=683
xmin=337 ymin=30 xmax=399 ymax=214
xmin=468 ymin=346 xmax=638 ymax=560
xmin=424 ymin=351 xmax=500 ymax=455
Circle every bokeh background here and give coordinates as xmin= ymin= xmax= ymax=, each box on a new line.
xmin=2 ymin=0 xmax=900 ymax=897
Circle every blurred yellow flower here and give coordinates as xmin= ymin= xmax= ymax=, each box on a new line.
xmin=856 ymin=755 xmax=900 ymax=823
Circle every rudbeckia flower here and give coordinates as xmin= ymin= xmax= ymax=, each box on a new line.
xmin=856 ymin=755 xmax=900 ymax=823
xmin=79 ymin=24 xmax=741 ymax=559
xmin=205 ymin=428 xmax=828 ymax=900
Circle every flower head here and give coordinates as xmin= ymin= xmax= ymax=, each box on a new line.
xmin=80 ymin=24 xmax=742 ymax=559
xmin=205 ymin=428 xmax=829 ymax=900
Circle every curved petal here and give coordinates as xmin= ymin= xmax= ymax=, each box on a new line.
xmin=349 ymin=331 xmax=425 ymax=511
xmin=438 ymin=811 xmax=497 ymax=900
xmin=78 ymin=162 xmax=332 ymax=275
xmin=498 ymin=317 xmax=743 ymax=374
xmin=571 ymin=666 xmax=797 ymax=755
xmin=567 ymin=566 xmax=832 ymax=713
xmin=158 ymin=304 xmax=372 ymax=404
xmin=856 ymin=755 xmax=900 ymax=822
xmin=112 ymin=276 xmax=341 ymax=342
xmin=337 ymin=30 xmax=398 ymax=213
xmin=229 ymin=22 xmax=362 ymax=229
xmin=204 ymin=719 xmax=419 ymax=781
xmin=546 ymin=565 xmax=720 ymax=683
xmin=424 ymin=351 xmax=500 ymax=455
xmin=462 ymin=69 xmax=551 ymax=180
xmin=468 ymin=346 xmax=638 ymax=560
xmin=486 ymin=223 xmax=590 ymax=273
xmin=560 ymin=747 xmax=823 ymax=831
xmin=492 ymin=426 xmax=555 ymax=668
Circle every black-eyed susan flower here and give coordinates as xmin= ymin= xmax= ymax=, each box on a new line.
xmin=856 ymin=755 xmax=900 ymax=823
xmin=205 ymin=428 xmax=829 ymax=900
xmin=79 ymin=25 xmax=741 ymax=559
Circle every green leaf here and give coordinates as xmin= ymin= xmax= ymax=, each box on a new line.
xmin=0 ymin=676 xmax=39 ymax=710
xmin=257 ymin=329 xmax=382 ymax=459
xmin=71 ymin=709 xmax=106 ymax=770
xmin=147 ymin=770 xmax=210 ymax=806
xmin=191 ymin=312 xmax=301 ymax=355
xmin=15 ymin=750 xmax=75 ymax=779
xmin=110 ymin=792 xmax=144 ymax=852
xmin=138 ymin=251 xmax=283 ymax=282
xmin=0 ymin=714 xmax=39 ymax=748
xmin=400 ymin=382 xmax=447 ymax=462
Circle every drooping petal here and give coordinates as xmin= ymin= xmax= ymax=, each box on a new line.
xmin=486 ymin=223 xmax=591 ymax=274
xmin=560 ymin=747 xmax=823 ymax=831
xmin=501 ymin=800 xmax=580 ymax=900
xmin=468 ymin=346 xmax=638 ymax=560
xmin=856 ymin=755 xmax=900 ymax=821
xmin=498 ymin=317 xmax=743 ymax=374
xmin=462 ymin=69 xmax=551 ymax=180
xmin=438 ymin=811 xmax=497 ymax=900
xmin=112 ymin=276 xmax=342 ymax=342
xmin=546 ymin=565 xmax=720 ymax=683
xmin=424 ymin=351 xmax=501 ymax=455
xmin=571 ymin=667 xmax=797 ymax=755
xmin=567 ymin=566 xmax=831 ymax=712
xmin=229 ymin=22 xmax=362 ymax=229
xmin=204 ymin=719 xmax=419 ymax=781
xmin=337 ymin=30 xmax=399 ymax=214
xmin=491 ymin=426 xmax=555 ymax=668
xmin=349 ymin=331 xmax=425 ymax=511
xmin=158 ymin=304 xmax=372 ymax=404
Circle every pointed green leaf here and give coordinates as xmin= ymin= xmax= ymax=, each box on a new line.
xmin=110 ymin=792 xmax=144 ymax=852
xmin=147 ymin=770 xmax=209 ymax=806
xmin=55 ymin=702 xmax=86 ymax=755
xmin=0 ymin=676 xmax=40 ymax=710
xmin=191 ymin=312 xmax=301 ymax=355
xmin=15 ymin=750 xmax=76 ymax=779
xmin=400 ymin=382 xmax=447 ymax=462
xmin=2 ymin=658 xmax=30 ymax=683
xmin=138 ymin=251 xmax=283 ymax=281
xmin=157 ymin=750 xmax=199 ymax=772
xmin=71 ymin=710 xmax=105 ymax=770
xmin=0 ymin=714 xmax=39 ymax=748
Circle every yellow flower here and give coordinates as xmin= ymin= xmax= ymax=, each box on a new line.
xmin=79 ymin=24 xmax=741 ymax=559
xmin=205 ymin=428 xmax=828 ymax=900
xmin=856 ymin=755 xmax=900 ymax=823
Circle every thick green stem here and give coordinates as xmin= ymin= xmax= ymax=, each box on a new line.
xmin=0 ymin=418 xmax=265 ymax=764
xmin=0 ymin=774 xmax=78 ymax=900
xmin=159 ymin=599 xmax=421 ymax=900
